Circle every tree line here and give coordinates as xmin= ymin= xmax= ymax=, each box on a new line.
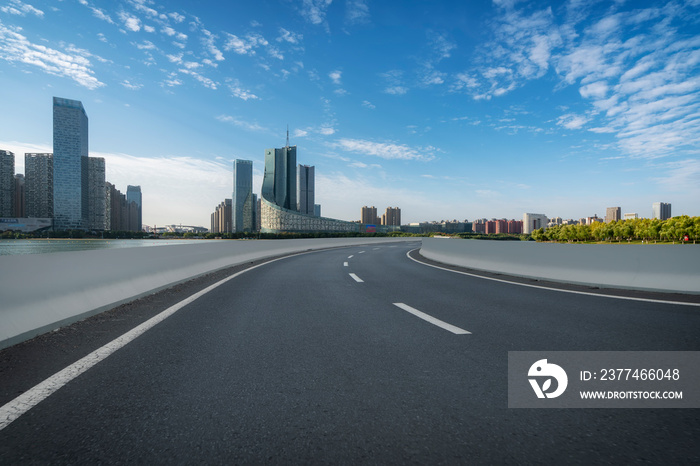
xmin=530 ymin=216 xmax=700 ymax=243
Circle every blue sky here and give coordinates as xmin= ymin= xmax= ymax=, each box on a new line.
xmin=1 ymin=0 xmax=699 ymax=228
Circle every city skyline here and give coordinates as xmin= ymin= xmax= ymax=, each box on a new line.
xmin=1 ymin=0 xmax=698 ymax=227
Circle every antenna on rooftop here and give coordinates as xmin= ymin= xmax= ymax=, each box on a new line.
xmin=286 ymin=124 xmax=289 ymax=148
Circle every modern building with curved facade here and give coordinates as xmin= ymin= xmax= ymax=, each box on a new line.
xmin=260 ymin=144 xmax=360 ymax=233
xmin=523 ymin=213 xmax=548 ymax=234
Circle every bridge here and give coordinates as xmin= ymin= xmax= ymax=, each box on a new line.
xmin=1 ymin=239 xmax=699 ymax=463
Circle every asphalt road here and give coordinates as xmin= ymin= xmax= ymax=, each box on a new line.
xmin=1 ymin=241 xmax=699 ymax=464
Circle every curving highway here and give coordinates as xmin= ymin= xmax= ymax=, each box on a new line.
xmin=1 ymin=241 xmax=699 ymax=463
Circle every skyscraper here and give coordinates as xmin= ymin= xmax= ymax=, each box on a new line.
xmin=53 ymin=97 xmax=88 ymax=230
xmin=0 ymin=150 xmax=14 ymax=217
xmin=262 ymin=145 xmax=296 ymax=211
xmin=14 ymin=174 xmax=25 ymax=218
xmin=233 ymin=159 xmax=254 ymax=232
xmin=652 ymin=202 xmax=671 ymax=220
xmin=126 ymin=185 xmax=142 ymax=231
xmin=25 ymin=153 xmax=53 ymax=218
xmin=297 ymin=164 xmax=315 ymax=215
xmin=88 ymin=158 xmax=105 ymax=230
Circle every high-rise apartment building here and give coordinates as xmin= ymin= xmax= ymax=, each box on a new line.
xmin=106 ymin=183 xmax=139 ymax=232
xmin=507 ymin=220 xmax=523 ymax=234
xmin=105 ymin=182 xmax=119 ymax=231
xmin=361 ymin=206 xmax=379 ymax=225
xmin=0 ymin=150 xmax=14 ymax=217
xmin=14 ymin=174 xmax=25 ymax=218
xmin=88 ymin=157 xmax=105 ymax=230
xmin=262 ymin=145 xmax=296 ymax=210
xmin=297 ymin=164 xmax=315 ymax=215
xmin=383 ymin=207 xmax=401 ymax=227
xmin=605 ymin=207 xmax=621 ymax=223
xmin=126 ymin=185 xmax=142 ymax=231
xmin=233 ymin=159 xmax=254 ymax=232
xmin=25 ymin=153 xmax=53 ymax=218
xmin=53 ymin=97 xmax=89 ymax=230
xmin=211 ymin=198 xmax=232 ymax=234
xmin=652 ymin=202 xmax=671 ymax=220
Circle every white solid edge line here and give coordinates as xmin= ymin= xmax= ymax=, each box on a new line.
xmin=0 ymin=253 xmax=304 ymax=432
xmin=393 ymin=303 xmax=471 ymax=335
xmin=349 ymin=273 xmax=364 ymax=283
xmin=406 ymin=249 xmax=700 ymax=307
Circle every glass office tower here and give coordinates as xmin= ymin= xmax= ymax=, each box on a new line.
xmin=233 ymin=159 xmax=254 ymax=232
xmin=262 ymin=145 xmax=296 ymax=211
xmin=53 ymin=97 xmax=88 ymax=230
xmin=297 ymin=164 xmax=315 ymax=215
xmin=652 ymin=202 xmax=671 ymax=220
xmin=126 ymin=185 xmax=142 ymax=232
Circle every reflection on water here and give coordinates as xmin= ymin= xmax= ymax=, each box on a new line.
xmin=0 ymin=239 xmax=207 ymax=256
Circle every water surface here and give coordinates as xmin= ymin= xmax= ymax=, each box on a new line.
xmin=0 ymin=239 xmax=205 ymax=256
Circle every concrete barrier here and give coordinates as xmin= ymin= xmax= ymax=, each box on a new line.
xmin=420 ymin=237 xmax=700 ymax=294
xmin=0 ymin=237 xmax=414 ymax=349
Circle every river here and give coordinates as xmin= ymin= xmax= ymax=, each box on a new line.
xmin=0 ymin=239 xmax=206 ymax=256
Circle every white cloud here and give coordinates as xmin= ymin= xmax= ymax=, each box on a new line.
xmin=96 ymin=151 xmax=232 ymax=227
xmin=118 ymin=12 xmax=142 ymax=32
xmin=131 ymin=1 xmax=158 ymax=18
xmin=120 ymin=80 xmax=142 ymax=90
xmin=168 ymin=12 xmax=185 ymax=23
xmin=427 ymin=30 xmax=456 ymax=61
xmin=178 ymin=68 xmax=217 ymax=89
xmin=315 ymin=172 xmax=433 ymax=223
xmin=216 ymin=115 xmax=266 ymax=132
xmin=277 ymin=28 xmax=302 ymax=44
xmin=196 ymin=28 xmax=224 ymax=61
xmin=329 ymin=70 xmax=342 ymax=84
xmin=346 ymin=0 xmax=370 ymax=25
xmin=300 ymin=0 xmax=333 ymax=26
xmin=654 ymin=159 xmax=700 ymax=196
xmin=227 ymin=80 xmax=259 ymax=101
xmin=579 ymin=81 xmax=609 ymax=99
xmin=0 ymin=0 xmax=43 ymax=17
xmin=461 ymin=1 xmax=700 ymax=161
xmin=557 ymin=113 xmax=590 ymax=130
xmin=136 ymin=40 xmax=157 ymax=50
xmin=166 ymin=53 xmax=183 ymax=63
xmin=223 ymin=32 xmax=268 ymax=57
xmin=385 ymin=86 xmax=408 ymax=95
xmin=334 ymin=138 xmax=436 ymax=161
xmin=362 ymin=100 xmax=375 ymax=109
xmin=0 ymin=24 xmax=104 ymax=89
xmin=90 ymin=7 xmax=114 ymax=24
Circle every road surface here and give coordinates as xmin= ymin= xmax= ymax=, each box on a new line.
xmin=1 ymin=241 xmax=698 ymax=463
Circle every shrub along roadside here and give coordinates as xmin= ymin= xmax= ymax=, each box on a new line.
xmin=530 ymin=216 xmax=700 ymax=243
